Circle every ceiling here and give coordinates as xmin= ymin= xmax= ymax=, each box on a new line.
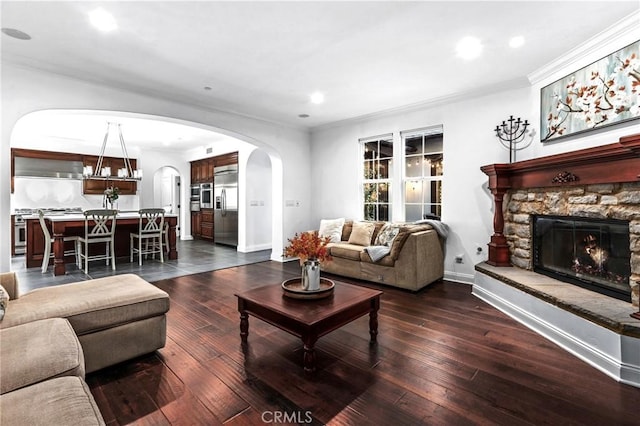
xmin=2 ymin=1 xmax=639 ymax=147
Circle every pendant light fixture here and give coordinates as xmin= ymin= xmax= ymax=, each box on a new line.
xmin=82 ymin=122 xmax=142 ymax=181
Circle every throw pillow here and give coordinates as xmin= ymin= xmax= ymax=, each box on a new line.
xmin=318 ymin=218 xmax=345 ymax=243
xmin=375 ymin=223 xmax=401 ymax=247
xmin=0 ymin=284 xmax=9 ymax=322
xmin=348 ymin=221 xmax=376 ymax=246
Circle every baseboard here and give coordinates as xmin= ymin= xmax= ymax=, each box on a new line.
xmin=444 ymin=270 xmax=474 ymax=285
xmin=473 ymin=271 xmax=640 ymax=388
xmin=237 ymin=243 xmax=272 ymax=253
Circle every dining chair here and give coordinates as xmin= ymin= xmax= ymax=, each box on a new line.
xmin=130 ymin=208 xmax=165 ymax=266
xmin=77 ymin=209 xmax=118 ymax=274
xmin=37 ymin=210 xmax=80 ymax=274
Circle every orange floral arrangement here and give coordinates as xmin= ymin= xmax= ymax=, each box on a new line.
xmin=284 ymin=231 xmax=332 ymax=262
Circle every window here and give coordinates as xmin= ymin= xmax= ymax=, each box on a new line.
xmin=361 ymin=134 xmax=392 ymax=221
xmin=403 ymin=128 xmax=443 ymax=221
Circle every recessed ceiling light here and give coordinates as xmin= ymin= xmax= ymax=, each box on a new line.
xmin=1 ymin=28 xmax=31 ymax=40
xmin=509 ymin=36 xmax=525 ymax=48
xmin=310 ymin=92 xmax=324 ymax=104
xmin=456 ymin=36 xmax=483 ymax=60
xmin=89 ymin=8 xmax=117 ymax=32
xmin=298 ymin=114 xmax=310 ymax=118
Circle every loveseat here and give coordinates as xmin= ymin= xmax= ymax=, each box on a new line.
xmin=319 ymin=220 xmax=446 ymax=291
xmin=0 ymin=272 xmax=170 ymax=426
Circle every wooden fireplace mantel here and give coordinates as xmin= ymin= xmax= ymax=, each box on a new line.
xmin=481 ymin=133 xmax=640 ymax=266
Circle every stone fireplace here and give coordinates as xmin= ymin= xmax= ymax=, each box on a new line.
xmin=507 ymin=187 xmax=638 ymax=303
xmin=475 ymin=133 xmax=640 ymax=388
xmin=531 ymin=214 xmax=631 ymax=302
xmin=481 ymin=133 xmax=640 ymax=307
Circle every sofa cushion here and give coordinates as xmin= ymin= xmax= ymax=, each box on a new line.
xmin=375 ymin=223 xmax=401 ymax=246
xmin=0 ymin=376 xmax=105 ymax=426
xmin=327 ymin=242 xmax=365 ymax=261
xmin=348 ymin=221 xmax=376 ymax=246
xmin=0 ymin=318 xmax=84 ymax=394
xmin=360 ymin=250 xmax=396 ymax=267
xmin=318 ymin=218 xmax=345 ymax=243
xmin=0 ymin=284 xmax=8 ymax=321
xmin=388 ymin=224 xmax=433 ymax=260
xmin=341 ymin=221 xmax=353 ymax=241
xmin=0 ymin=274 xmax=169 ymax=334
xmin=371 ymin=221 xmax=387 ymax=243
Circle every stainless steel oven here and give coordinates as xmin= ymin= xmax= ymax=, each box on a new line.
xmin=200 ymin=183 xmax=213 ymax=209
xmin=190 ymin=184 xmax=201 ymax=211
xmin=14 ymin=214 xmax=26 ymax=255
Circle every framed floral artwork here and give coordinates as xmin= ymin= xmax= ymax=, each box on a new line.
xmin=541 ymin=40 xmax=640 ymax=142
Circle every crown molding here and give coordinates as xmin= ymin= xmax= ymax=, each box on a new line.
xmin=528 ymin=10 xmax=640 ymax=86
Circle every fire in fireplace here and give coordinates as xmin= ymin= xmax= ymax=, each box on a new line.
xmin=532 ymin=215 xmax=631 ymax=302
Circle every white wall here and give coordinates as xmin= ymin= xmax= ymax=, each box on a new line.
xmin=310 ymin=15 xmax=640 ymax=284
xmin=0 ymin=63 xmax=312 ymax=272
xmin=242 ymin=149 xmax=273 ymax=252
xmin=311 ymin=86 xmax=530 ymax=283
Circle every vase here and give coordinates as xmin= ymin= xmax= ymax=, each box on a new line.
xmin=301 ymin=259 xmax=321 ymax=291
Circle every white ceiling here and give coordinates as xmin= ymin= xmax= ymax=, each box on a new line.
xmin=2 ymin=1 xmax=639 ymax=148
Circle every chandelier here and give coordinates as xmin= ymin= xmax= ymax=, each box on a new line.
xmin=82 ymin=122 xmax=142 ymax=181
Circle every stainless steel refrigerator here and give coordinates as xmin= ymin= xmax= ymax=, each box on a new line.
xmin=214 ymin=164 xmax=238 ymax=247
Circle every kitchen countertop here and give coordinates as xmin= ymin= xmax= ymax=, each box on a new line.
xmin=23 ymin=211 xmax=178 ymax=221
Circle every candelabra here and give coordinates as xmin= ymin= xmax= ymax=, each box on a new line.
xmin=495 ymin=115 xmax=531 ymax=163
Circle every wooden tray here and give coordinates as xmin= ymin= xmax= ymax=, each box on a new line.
xmin=281 ymin=277 xmax=335 ymax=300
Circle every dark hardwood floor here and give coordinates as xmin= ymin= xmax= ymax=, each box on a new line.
xmin=87 ymin=261 xmax=640 ymax=425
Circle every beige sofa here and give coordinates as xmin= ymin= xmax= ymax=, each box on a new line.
xmin=321 ymin=221 xmax=445 ymax=291
xmin=0 ymin=272 xmax=170 ymax=426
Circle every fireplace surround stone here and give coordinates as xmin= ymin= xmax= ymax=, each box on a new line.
xmin=481 ymin=133 xmax=640 ymax=308
xmin=506 ymin=185 xmax=639 ymax=303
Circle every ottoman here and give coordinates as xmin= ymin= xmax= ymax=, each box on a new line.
xmin=1 ymin=273 xmax=170 ymax=373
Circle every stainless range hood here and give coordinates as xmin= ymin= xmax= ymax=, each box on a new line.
xmin=14 ymin=157 xmax=84 ymax=179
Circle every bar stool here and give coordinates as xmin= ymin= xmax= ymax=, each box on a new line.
xmin=130 ymin=208 xmax=165 ymax=266
xmin=77 ymin=209 xmax=118 ymax=274
xmin=37 ymin=210 xmax=80 ymax=274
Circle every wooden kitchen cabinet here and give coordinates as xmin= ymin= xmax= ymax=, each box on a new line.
xmin=200 ymin=209 xmax=214 ymax=240
xmin=215 ymin=152 xmax=238 ymax=167
xmin=200 ymin=222 xmax=214 ymax=239
xmin=190 ymin=153 xmax=238 ymax=185
xmin=191 ymin=212 xmax=201 ymax=238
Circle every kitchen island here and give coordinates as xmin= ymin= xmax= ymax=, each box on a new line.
xmin=25 ymin=211 xmax=178 ymax=276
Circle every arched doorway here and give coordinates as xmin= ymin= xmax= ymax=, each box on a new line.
xmin=153 ymin=166 xmax=181 ymax=237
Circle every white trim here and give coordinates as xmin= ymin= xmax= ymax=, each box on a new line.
xmin=528 ymin=11 xmax=640 ymax=85
xmin=473 ymin=271 xmax=640 ymax=388
xmin=358 ymin=133 xmax=393 ymax=143
xmin=237 ymin=243 xmax=272 ymax=253
xmin=444 ymin=270 xmax=474 ymax=285
xmin=400 ymin=125 xmax=444 ymax=138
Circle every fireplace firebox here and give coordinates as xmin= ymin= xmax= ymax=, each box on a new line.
xmin=532 ymin=215 xmax=631 ymax=302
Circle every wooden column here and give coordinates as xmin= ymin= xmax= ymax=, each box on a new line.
xmin=480 ymin=164 xmax=512 ymax=267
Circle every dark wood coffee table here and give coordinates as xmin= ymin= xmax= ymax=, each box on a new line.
xmin=235 ymin=280 xmax=382 ymax=374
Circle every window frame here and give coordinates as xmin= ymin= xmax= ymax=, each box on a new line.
xmin=360 ymin=133 xmax=393 ymax=222
xmin=401 ymin=126 xmax=444 ymax=221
